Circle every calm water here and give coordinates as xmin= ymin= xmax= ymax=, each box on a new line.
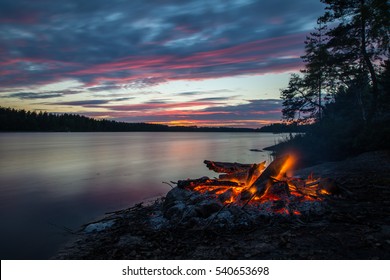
xmin=0 ymin=132 xmax=286 ymax=259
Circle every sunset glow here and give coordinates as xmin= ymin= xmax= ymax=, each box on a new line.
xmin=0 ymin=0 xmax=325 ymax=128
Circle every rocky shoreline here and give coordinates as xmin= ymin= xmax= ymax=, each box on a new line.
xmin=53 ymin=151 xmax=390 ymax=259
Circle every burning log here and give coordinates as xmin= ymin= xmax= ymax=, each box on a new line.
xmin=219 ymin=171 xmax=248 ymax=182
xmin=246 ymin=162 xmax=266 ymax=186
xmin=177 ymin=177 xmax=239 ymax=190
xmin=249 ymin=154 xmax=291 ymax=198
xmin=204 ymin=160 xmax=266 ymax=185
xmin=204 ymin=160 xmax=253 ymax=173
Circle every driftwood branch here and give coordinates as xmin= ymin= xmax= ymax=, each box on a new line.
xmin=204 ymin=160 xmax=253 ymax=174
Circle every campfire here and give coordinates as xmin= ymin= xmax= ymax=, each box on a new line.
xmin=170 ymin=155 xmax=336 ymax=217
xmin=57 ymin=151 xmax=388 ymax=260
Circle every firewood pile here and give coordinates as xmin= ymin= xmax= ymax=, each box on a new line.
xmin=159 ymin=154 xmax=337 ymax=229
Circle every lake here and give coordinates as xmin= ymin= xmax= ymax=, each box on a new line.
xmin=0 ymin=132 xmax=287 ymax=259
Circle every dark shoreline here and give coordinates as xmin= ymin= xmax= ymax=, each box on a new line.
xmin=53 ymin=150 xmax=390 ymax=260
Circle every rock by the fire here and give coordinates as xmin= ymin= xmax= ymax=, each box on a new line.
xmin=162 ymin=187 xmax=191 ymax=221
xmin=163 ymin=187 xmax=191 ymax=211
xmin=195 ymin=200 xmax=222 ymax=218
xmin=163 ymin=187 xmax=223 ymax=220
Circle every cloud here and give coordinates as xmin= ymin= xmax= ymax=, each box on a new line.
xmin=41 ymin=32 xmax=304 ymax=88
xmin=51 ymin=100 xmax=111 ymax=106
xmin=0 ymin=0 xmax=325 ymax=127
xmin=7 ymin=92 xmax=63 ymax=100
xmin=49 ymin=97 xmax=133 ymax=107
xmin=5 ymin=89 xmax=82 ymax=100
xmin=98 ymin=101 xmax=223 ymax=111
xmin=87 ymin=84 xmax=123 ymax=92
xmin=175 ymin=91 xmax=205 ymax=96
xmin=0 ymin=0 xmax=324 ymax=89
xmin=204 ymin=99 xmax=282 ymax=114
xmin=194 ymin=97 xmax=233 ymax=102
xmin=175 ymin=89 xmax=234 ymax=97
xmin=77 ymin=98 xmax=283 ymax=128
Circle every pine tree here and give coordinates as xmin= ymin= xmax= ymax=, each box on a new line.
xmin=319 ymin=0 xmax=390 ymax=121
xmin=281 ymin=24 xmax=331 ymax=123
xmin=281 ymin=0 xmax=389 ymax=124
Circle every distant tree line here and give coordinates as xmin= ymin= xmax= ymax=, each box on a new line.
xmin=278 ymin=0 xmax=390 ymax=162
xmin=257 ymin=123 xmax=310 ymax=133
xmin=0 ymin=107 xmax=259 ymax=132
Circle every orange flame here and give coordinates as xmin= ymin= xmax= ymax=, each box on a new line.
xmin=275 ymin=155 xmax=295 ymax=180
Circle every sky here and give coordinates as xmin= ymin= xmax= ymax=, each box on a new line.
xmin=0 ymin=0 xmax=326 ymax=128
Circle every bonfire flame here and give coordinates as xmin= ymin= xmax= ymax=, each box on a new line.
xmin=178 ymin=155 xmax=333 ymax=216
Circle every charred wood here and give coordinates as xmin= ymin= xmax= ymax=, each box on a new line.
xmin=250 ymin=155 xmax=290 ymax=197
xmin=177 ymin=177 xmax=239 ymax=190
xmin=204 ymin=160 xmax=253 ymax=173
xmin=219 ymin=171 xmax=247 ymax=182
xmin=246 ymin=161 xmax=266 ymax=186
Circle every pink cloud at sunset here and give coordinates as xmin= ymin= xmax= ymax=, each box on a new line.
xmin=0 ymin=0 xmax=325 ymax=128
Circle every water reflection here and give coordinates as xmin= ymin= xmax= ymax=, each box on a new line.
xmin=0 ymin=132 xmax=284 ymax=259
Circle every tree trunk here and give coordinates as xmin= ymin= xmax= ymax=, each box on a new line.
xmin=360 ymin=0 xmax=379 ymax=123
